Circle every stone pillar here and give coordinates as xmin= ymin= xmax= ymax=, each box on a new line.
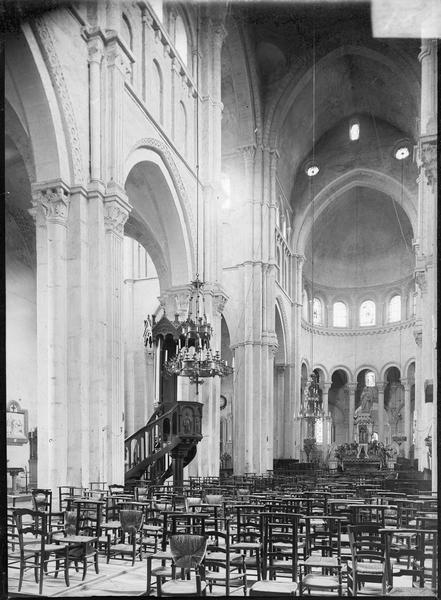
xmin=415 ymin=39 xmax=437 ymax=483
xmin=377 ymin=383 xmax=385 ymax=442
xmin=87 ymin=183 xmax=107 ymax=486
xmin=66 ymin=186 xmax=90 ymax=487
xmin=274 ymin=365 xmax=286 ymax=459
xmin=402 ymin=379 xmax=412 ymax=457
xmin=87 ymin=34 xmax=104 ymax=182
xmin=30 ymin=182 xmax=70 ymax=491
xmin=322 ymin=382 xmax=330 ymax=449
xmin=347 ymin=383 xmax=356 ymax=441
xmin=103 ymin=193 xmax=131 ymax=484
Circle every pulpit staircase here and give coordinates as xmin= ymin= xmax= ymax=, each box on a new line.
xmin=124 ymin=401 xmax=202 ymax=488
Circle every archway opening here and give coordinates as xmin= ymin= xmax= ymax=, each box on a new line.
xmin=329 ymin=370 xmax=348 ymax=445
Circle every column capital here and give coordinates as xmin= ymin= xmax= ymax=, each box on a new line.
xmin=413 ymin=324 xmax=423 ymax=347
xmin=30 ymin=181 xmax=70 ymax=225
xmin=416 ymin=138 xmax=437 ymax=189
xmin=87 ymin=34 xmax=105 ymax=64
xmin=321 ymin=382 xmax=331 ymax=393
xmin=238 ymin=144 xmax=256 ymax=166
xmin=103 ymin=193 xmax=131 ymax=236
xmin=276 ymin=364 xmax=286 ymax=373
xmin=376 ymin=382 xmax=386 ymax=393
xmin=346 ymin=382 xmax=357 ymax=393
xmin=211 ymin=20 xmax=227 ymax=50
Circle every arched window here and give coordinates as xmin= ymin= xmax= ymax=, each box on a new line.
xmin=175 ymin=14 xmax=188 ymax=65
xmin=302 ymin=289 xmax=308 ymax=320
xmin=388 ymin=294 xmax=401 ymax=322
xmin=284 ymin=254 xmax=289 ymax=291
xmin=312 ymin=297 xmax=323 ymax=325
xmin=359 ymin=300 xmax=375 ymax=326
xmin=333 ymin=301 xmax=347 ymax=327
xmin=365 ymin=371 xmax=376 ymax=387
xmin=152 ymin=60 xmax=164 ymax=124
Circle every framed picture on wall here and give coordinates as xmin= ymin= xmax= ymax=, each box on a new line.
xmin=7 ymin=399 xmax=28 ymax=445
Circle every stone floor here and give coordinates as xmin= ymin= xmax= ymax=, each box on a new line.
xmin=8 ymin=555 xmax=391 ymax=597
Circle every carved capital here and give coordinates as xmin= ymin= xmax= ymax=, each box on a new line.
xmin=211 ymin=21 xmax=227 ymax=50
xmin=239 ymin=145 xmax=256 ymax=167
xmin=31 ymin=184 xmax=70 ymax=225
xmin=213 ymin=292 xmax=228 ymax=315
xmin=276 ymin=364 xmax=286 ymax=373
xmin=346 ymin=383 xmax=357 ymax=394
xmin=88 ymin=36 xmax=104 ymax=63
xmin=416 ymin=139 xmax=437 ymax=188
xmin=270 ymin=148 xmax=280 ymax=173
xmin=103 ymin=197 xmax=130 ymax=236
xmin=415 ymin=269 xmax=427 ymax=295
xmin=376 ymin=382 xmax=385 ymax=393
xmin=413 ymin=326 xmax=423 ymax=347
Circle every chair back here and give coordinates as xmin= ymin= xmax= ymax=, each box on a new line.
xmin=109 ymin=484 xmax=126 ymax=496
xmin=119 ymin=509 xmax=144 ymax=535
xmin=205 ymin=494 xmax=223 ymax=505
xmin=13 ymin=508 xmax=49 ymax=551
xmin=31 ymin=489 xmax=52 ymax=513
xmin=348 ymin=523 xmax=383 ymax=564
xmin=75 ymin=500 xmax=104 ymax=536
xmin=170 ymin=534 xmax=208 ymax=571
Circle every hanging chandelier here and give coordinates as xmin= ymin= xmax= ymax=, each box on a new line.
xmin=300 ymin=372 xmax=323 ymax=420
xmin=162 ymin=276 xmax=233 ymax=387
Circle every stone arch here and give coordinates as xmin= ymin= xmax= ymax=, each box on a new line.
xmin=124 ymin=143 xmax=194 ymax=291
xmin=294 ymin=169 xmax=416 ymax=254
xmin=312 ymin=364 xmax=329 ymax=383
xmin=403 ymin=358 xmax=416 ymax=380
xmin=381 ymin=363 xmax=402 ymax=382
xmin=6 ymin=23 xmax=74 ymax=185
xmin=265 ymin=44 xmax=420 ymax=148
xmin=330 ymin=365 xmax=353 ymax=384
xmin=355 ymin=365 xmax=379 ymax=382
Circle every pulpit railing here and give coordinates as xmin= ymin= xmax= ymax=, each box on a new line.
xmin=124 ymin=401 xmax=203 ymax=485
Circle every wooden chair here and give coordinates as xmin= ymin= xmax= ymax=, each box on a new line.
xmin=52 ymin=509 xmax=100 ymax=582
xmin=31 ymin=488 xmax=64 ymax=531
xmin=12 ymin=508 xmax=70 ymax=595
xmin=347 ymin=523 xmax=384 ymax=596
xmin=157 ymin=534 xmax=208 ymax=597
xmin=205 ymin=517 xmax=247 ymax=596
xmin=107 ymin=509 xmax=144 ymax=566
xmin=382 ymin=528 xmax=438 ymax=596
xmin=299 ymin=515 xmax=343 ymax=595
xmin=249 ymin=512 xmax=299 ymax=597
xmin=230 ymin=504 xmax=266 ymax=581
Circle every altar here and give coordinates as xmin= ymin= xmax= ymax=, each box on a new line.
xmin=342 ymin=457 xmax=381 ymax=472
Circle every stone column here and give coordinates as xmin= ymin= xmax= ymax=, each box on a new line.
xmin=30 ymin=182 xmax=70 ymax=491
xmin=87 ymin=34 xmax=104 ymax=182
xmin=377 ymin=383 xmax=385 ymax=442
xmin=322 ymin=382 xmax=331 ymax=449
xmin=88 ymin=183 xmax=108 ymax=486
xmin=347 ymin=383 xmax=356 ymax=441
xmin=104 ymin=193 xmax=131 ymax=484
xmin=66 ymin=185 xmax=90 ymax=487
xmin=274 ymin=365 xmax=286 ymax=459
xmin=402 ymin=378 xmax=412 ymax=457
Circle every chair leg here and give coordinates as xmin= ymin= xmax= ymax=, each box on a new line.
xmin=64 ymin=557 xmax=70 ymax=587
xmin=82 ymin=557 xmax=88 ymax=580
xmin=94 ymin=551 xmax=99 ymax=574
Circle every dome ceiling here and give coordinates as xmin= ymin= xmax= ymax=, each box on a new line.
xmin=303 ymin=187 xmax=414 ymax=289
